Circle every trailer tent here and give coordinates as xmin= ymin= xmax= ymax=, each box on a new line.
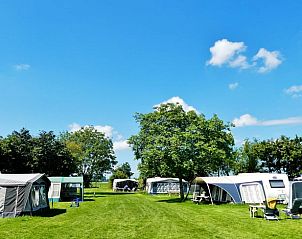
xmin=288 ymin=181 xmax=302 ymax=211
xmin=146 ymin=177 xmax=188 ymax=194
xmin=0 ymin=173 xmax=50 ymax=218
xmin=48 ymin=176 xmax=84 ymax=202
xmin=194 ymin=173 xmax=289 ymax=204
xmin=113 ymin=179 xmax=138 ymax=191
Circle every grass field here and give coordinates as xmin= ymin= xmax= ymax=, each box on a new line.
xmin=0 ymin=183 xmax=301 ymax=239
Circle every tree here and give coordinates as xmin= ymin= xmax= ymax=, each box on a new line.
xmin=61 ymin=127 xmax=117 ymax=187
xmin=234 ymin=140 xmax=261 ymax=174
xmin=32 ymin=131 xmax=76 ymax=176
xmin=0 ymin=128 xmax=34 ymax=173
xmin=118 ymin=162 xmax=133 ymax=178
xmin=108 ymin=162 xmax=134 ymax=188
xmin=128 ymin=103 xmax=234 ymax=200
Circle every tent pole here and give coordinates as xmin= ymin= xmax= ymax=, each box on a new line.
xmin=206 ymin=183 xmax=214 ymax=205
xmin=14 ymin=186 xmax=19 ymax=217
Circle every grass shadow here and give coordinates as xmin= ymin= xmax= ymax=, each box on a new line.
xmin=85 ymin=192 xmax=134 ymax=196
xmin=156 ymin=198 xmax=183 ymax=203
xmin=83 ymin=198 xmax=96 ymax=201
xmin=35 ymin=208 xmax=67 ymax=217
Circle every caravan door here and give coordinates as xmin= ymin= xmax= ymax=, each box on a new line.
xmin=240 ymin=182 xmax=265 ymax=204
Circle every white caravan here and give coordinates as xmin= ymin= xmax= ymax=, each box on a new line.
xmin=194 ymin=173 xmax=289 ymax=204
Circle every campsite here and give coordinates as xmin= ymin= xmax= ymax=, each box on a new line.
xmin=0 ymin=183 xmax=301 ymax=239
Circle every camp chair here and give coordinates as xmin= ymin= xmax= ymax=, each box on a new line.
xmin=70 ymin=198 xmax=80 ymax=207
xmin=283 ymin=198 xmax=302 ymax=219
xmin=263 ymin=198 xmax=279 ymax=220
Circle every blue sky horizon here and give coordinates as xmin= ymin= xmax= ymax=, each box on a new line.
xmin=1 ymin=1 xmax=302 ymax=177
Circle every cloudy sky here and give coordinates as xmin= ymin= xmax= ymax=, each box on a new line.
xmin=1 ymin=1 xmax=302 ymax=176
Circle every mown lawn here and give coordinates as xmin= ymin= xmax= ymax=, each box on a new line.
xmin=0 ymin=183 xmax=301 ymax=239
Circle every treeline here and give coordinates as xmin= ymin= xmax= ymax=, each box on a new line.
xmin=0 ymin=127 xmax=117 ymax=187
xmin=234 ymin=136 xmax=302 ymax=179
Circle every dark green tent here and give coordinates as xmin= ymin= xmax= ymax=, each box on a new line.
xmin=0 ymin=174 xmax=50 ymax=218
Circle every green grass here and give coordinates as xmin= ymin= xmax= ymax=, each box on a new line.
xmin=0 ymin=183 xmax=301 ymax=239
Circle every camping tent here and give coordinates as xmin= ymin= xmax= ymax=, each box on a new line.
xmin=48 ymin=176 xmax=84 ymax=202
xmin=288 ymin=181 xmax=302 ymax=210
xmin=194 ymin=173 xmax=289 ymax=204
xmin=112 ymin=179 xmax=138 ymax=191
xmin=146 ymin=177 xmax=188 ymax=194
xmin=0 ymin=173 xmax=50 ymax=218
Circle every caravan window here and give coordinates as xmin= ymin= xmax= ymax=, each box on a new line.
xmin=269 ymin=180 xmax=285 ymax=188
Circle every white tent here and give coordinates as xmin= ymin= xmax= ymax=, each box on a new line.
xmin=112 ymin=179 xmax=138 ymax=191
xmin=146 ymin=177 xmax=188 ymax=194
xmin=194 ymin=173 xmax=289 ymax=204
xmin=288 ymin=181 xmax=302 ymax=210
xmin=0 ymin=174 xmax=50 ymax=218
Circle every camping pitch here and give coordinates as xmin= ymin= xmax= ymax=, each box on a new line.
xmin=193 ymin=173 xmax=289 ymax=204
xmin=0 ymin=173 xmax=50 ymax=218
xmin=146 ymin=177 xmax=188 ymax=194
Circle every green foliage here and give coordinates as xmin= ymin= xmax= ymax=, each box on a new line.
xmin=0 ymin=128 xmax=75 ymax=176
xmin=129 ymin=103 xmax=234 ymax=200
xmin=32 ymin=131 xmax=76 ymax=176
xmin=0 ymin=128 xmax=34 ymax=173
xmin=61 ymin=127 xmax=117 ymax=187
xmin=235 ymin=136 xmax=302 ymax=179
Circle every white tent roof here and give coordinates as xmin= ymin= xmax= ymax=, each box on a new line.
xmin=113 ymin=179 xmax=138 ymax=183
xmin=0 ymin=174 xmax=44 ymax=186
xmin=146 ymin=177 xmax=187 ymax=183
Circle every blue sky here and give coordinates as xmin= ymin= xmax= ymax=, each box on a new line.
xmin=1 ymin=1 xmax=302 ymax=176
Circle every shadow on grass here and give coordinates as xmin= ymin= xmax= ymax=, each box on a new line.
xmin=155 ymin=198 xmax=183 ymax=203
xmin=85 ymin=192 xmax=134 ymax=196
xmin=83 ymin=198 xmax=96 ymax=201
xmin=35 ymin=208 xmax=67 ymax=217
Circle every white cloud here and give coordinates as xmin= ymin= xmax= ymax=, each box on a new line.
xmin=253 ymin=48 xmax=282 ymax=73
xmin=68 ymin=123 xmax=114 ymax=138
xmin=14 ymin=64 xmax=31 ymax=71
xmin=229 ymin=55 xmax=250 ymax=69
xmin=285 ymin=85 xmax=302 ymax=98
xmin=228 ymin=82 xmax=239 ymax=90
xmin=154 ymin=96 xmax=199 ymax=113
xmin=207 ymin=39 xmax=247 ymax=68
xmin=113 ymin=140 xmax=130 ymax=152
xmin=232 ymin=114 xmax=258 ymax=127
xmin=233 ymin=114 xmax=302 ymax=127
xmin=207 ymin=39 xmax=282 ymax=73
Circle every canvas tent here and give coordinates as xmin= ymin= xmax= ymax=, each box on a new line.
xmin=288 ymin=181 xmax=302 ymax=211
xmin=112 ymin=179 xmax=138 ymax=191
xmin=146 ymin=177 xmax=188 ymax=194
xmin=194 ymin=173 xmax=289 ymax=204
xmin=0 ymin=173 xmax=50 ymax=218
xmin=48 ymin=176 xmax=84 ymax=202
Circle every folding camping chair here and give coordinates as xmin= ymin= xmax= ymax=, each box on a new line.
xmin=263 ymin=198 xmax=279 ymax=220
xmin=282 ymin=198 xmax=302 ymax=219
xmin=70 ymin=198 xmax=80 ymax=207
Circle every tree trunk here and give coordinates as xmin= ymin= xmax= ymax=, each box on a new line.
xmin=179 ymin=177 xmax=184 ymax=201
xmin=184 ymin=181 xmax=192 ymax=201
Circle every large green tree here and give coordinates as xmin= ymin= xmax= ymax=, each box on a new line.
xmin=61 ymin=127 xmax=117 ymax=187
xmin=128 ymin=103 xmax=234 ymax=200
xmin=32 ymin=131 xmax=76 ymax=176
xmin=0 ymin=128 xmax=34 ymax=173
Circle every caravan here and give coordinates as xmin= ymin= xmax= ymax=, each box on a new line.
xmin=193 ymin=173 xmax=289 ymax=204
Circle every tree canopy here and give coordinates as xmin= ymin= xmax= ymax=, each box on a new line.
xmin=0 ymin=128 xmax=75 ymax=176
xmin=128 ymin=103 xmax=235 ymax=200
xmin=61 ymin=126 xmax=117 ymax=187
xmin=234 ymin=136 xmax=302 ymax=179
